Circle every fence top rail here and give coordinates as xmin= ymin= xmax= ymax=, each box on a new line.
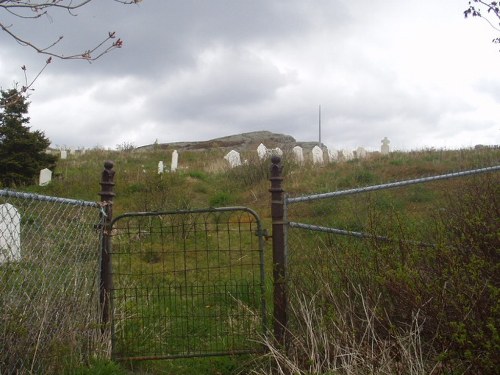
xmin=287 ymin=165 xmax=500 ymax=204
xmin=111 ymin=206 xmax=263 ymax=227
xmin=0 ymin=189 xmax=100 ymax=208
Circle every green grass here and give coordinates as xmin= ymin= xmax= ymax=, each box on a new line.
xmin=4 ymin=145 xmax=499 ymax=374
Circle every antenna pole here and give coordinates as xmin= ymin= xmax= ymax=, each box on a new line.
xmin=318 ymin=105 xmax=322 ymax=147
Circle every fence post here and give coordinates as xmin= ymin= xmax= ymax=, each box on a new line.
xmin=269 ymin=155 xmax=287 ymax=346
xmin=99 ymin=160 xmax=115 ymax=331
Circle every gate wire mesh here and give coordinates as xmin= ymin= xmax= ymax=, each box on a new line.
xmin=109 ymin=207 xmax=267 ymax=361
xmin=0 ymin=190 xmax=104 ymax=374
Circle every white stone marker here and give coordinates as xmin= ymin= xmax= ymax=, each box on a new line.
xmin=293 ymin=146 xmax=304 ymax=164
xmin=60 ymin=150 xmax=67 ymax=159
xmin=39 ymin=168 xmax=52 ymax=186
xmin=327 ymin=148 xmax=339 ymax=162
xmin=381 ymin=137 xmax=390 ymax=155
xmin=356 ymin=147 xmax=367 ymax=159
xmin=257 ymin=143 xmax=268 ymax=160
xmin=158 ymin=161 xmax=164 ymax=174
xmin=69 ymin=148 xmax=76 ymax=155
xmin=312 ymin=145 xmax=324 ymax=164
xmin=171 ymin=150 xmax=178 ymax=172
xmin=271 ymin=147 xmax=283 ymax=157
xmin=224 ymin=150 xmax=242 ymax=168
xmin=0 ymin=204 xmax=21 ymax=264
xmin=342 ymin=149 xmax=354 ymax=161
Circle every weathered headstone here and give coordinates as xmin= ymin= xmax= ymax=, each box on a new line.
xmin=0 ymin=204 xmax=21 ymax=263
xmin=171 ymin=150 xmax=178 ymax=172
xmin=60 ymin=150 xmax=67 ymax=159
xmin=356 ymin=147 xmax=367 ymax=159
xmin=39 ymin=168 xmax=52 ymax=186
xmin=293 ymin=146 xmax=304 ymax=164
xmin=224 ymin=150 xmax=242 ymax=168
xmin=69 ymin=148 xmax=76 ymax=155
xmin=257 ymin=143 xmax=268 ymax=160
xmin=381 ymin=137 xmax=390 ymax=155
xmin=342 ymin=149 xmax=354 ymax=161
xmin=327 ymin=148 xmax=339 ymax=162
xmin=312 ymin=146 xmax=324 ymax=164
xmin=271 ymin=147 xmax=283 ymax=157
xmin=158 ymin=161 xmax=164 ymax=174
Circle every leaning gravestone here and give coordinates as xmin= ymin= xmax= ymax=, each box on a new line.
xmin=224 ymin=150 xmax=242 ymax=168
xmin=171 ymin=150 xmax=178 ymax=172
xmin=381 ymin=137 xmax=390 ymax=155
xmin=0 ymin=203 xmax=21 ymax=263
xmin=312 ymin=145 xmax=324 ymax=164
xmin=257 ymin=143 xmax=268 ymax=160
xmin=39 ymin=168 xmax=52 ymax=186
xmin=293 ymin=146 xmax=304 ymax=164
xmin=158 ymin=161 xmax=164 ymax=174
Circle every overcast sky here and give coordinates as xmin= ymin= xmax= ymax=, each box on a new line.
xmin=1 ymin=0 xmax=499 ymax=151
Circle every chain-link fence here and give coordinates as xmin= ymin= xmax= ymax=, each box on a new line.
xmin=0 ymin=190 xmax=104 ymax=374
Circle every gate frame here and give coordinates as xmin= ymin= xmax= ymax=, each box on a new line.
xmin=108 ymin=206 xmax=269 ymax=361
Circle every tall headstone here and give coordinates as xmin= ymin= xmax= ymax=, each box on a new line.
xmin=257 ymin=143 xmax=268 ymax=160
xmin=327 ymin=148 xmax=339 ymax=162
xmin=39 ymin=168 xmax=52 ymax=186
xmin=381 ymin=137 xmax=390 ymax=155
xmin=158 ymin=161 xmax=164 ymax=174
xmin=356 ymin=147 xmax=367 ymax=159
xmin=312 ymin=145 xmax=324 ymax=164
xmin=171 ymin=150 xmax=178 ymax=172
xmin=60 ymin=150 xmax=67 ymax=159
xmin=293 ymin=146 xmax=304 ymax=164
xmin=0 ymin=203 xmax=21 ymax=263
xmin=224 ymin=150 xmax=242 ymax=168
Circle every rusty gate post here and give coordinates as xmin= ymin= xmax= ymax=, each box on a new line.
xmin=99 ymin=160 xmax=115 ymax=331
xmin=269 ymin=155 xmax=287 ymax=346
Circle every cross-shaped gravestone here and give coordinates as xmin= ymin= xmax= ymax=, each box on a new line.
xmin=381 ymin=137 xmax=390 ymax=155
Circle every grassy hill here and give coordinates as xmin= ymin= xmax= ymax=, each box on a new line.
xmin=15 ymin=145 xmax=500 ymax=374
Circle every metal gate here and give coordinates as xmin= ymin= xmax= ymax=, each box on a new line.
xmin=109 ymin=207 xmax=267 ymax=361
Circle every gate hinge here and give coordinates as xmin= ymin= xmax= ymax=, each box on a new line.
xmin=256 ymin=228 xmax=272 ymax=240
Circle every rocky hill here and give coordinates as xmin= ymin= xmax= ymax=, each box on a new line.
xmin=135 ymin=131 xmax=319 ymax=153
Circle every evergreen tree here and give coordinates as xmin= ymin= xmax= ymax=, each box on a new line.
xmin=0 ymin=88 xmax=57 ymax=187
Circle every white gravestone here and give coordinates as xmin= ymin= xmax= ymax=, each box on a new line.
xmin=327 ymin=148 xmax=339 ymax=162
xmin=69 ymin=148 xmax=76 ymax=155
xmin=60 ymin=150 xmax=67 ymax=159
xmin=257 ymin=143 xmax=268 ymax=160
xmin=293 ymin=146 xmax=304 ymax=164
xmin=224 ymin=150 xmax=242 ymax=168
xmin=312 ymin=146 xmax=324 ymax=164
xmin=356 ymin=147 xmax=367 ymax=159
xmin=0 ymin=204 xmax=21 ymax=263
xmin=381 ymin=137 xmax=390 ymax=155
xmin=158 ymin=161 xmax=164 ymax=174
xmin=271 ymin=148 xmax=283 ymax=157
xmin=171 ymin=150 xmax=178 ymax=172
xmin=39 ymin=168 xmax=52 ymax=186
xmin=342 ymin=149 xmax=354 ymax=161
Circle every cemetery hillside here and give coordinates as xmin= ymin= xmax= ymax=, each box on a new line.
xmin=1 ymin=131 xmax=499 ymax=375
